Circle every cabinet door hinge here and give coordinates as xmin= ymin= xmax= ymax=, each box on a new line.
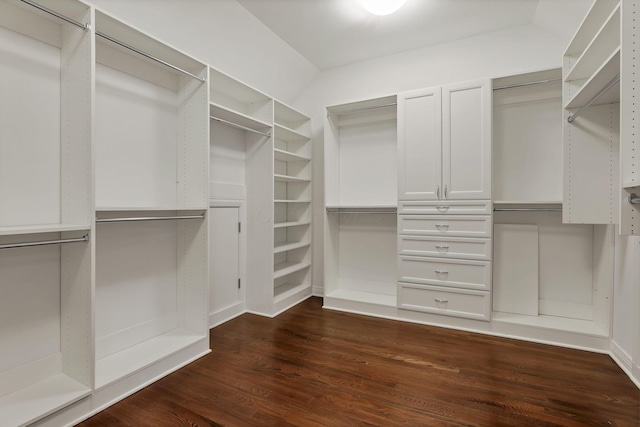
xmin=238 ymin=278 xmax=241 ymax=289
xmin=238 ymin=222 xmax=241 ymax=233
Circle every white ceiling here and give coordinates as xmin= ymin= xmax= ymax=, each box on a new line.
xmin=236 ymin=0 xmax=551 ymax=70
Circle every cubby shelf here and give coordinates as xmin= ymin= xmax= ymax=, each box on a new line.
xmin=274 ymin=261 xmax=311 ymax=279
xmin=565 ymin=48 xmax=620 ymax=109
xmin=273 ymin=220 xmax=311 ymax=229
xmin=274 ymin=200 xmax=311 ymax=203
xmin=274 ymin=124 xmax=310 ymax=142
xmin=209 ymin=103 xmax=272 ymax=134
xmin=274 ymin=241 xmax=310 ymax=254
xmin=274 ymin=174 xmax=311 ymax=183
xmin=274 ymin=148 xmax=310 ymax=162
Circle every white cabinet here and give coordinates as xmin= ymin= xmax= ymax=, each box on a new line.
xmin=398 ymin=80 xmax=491 ymax=201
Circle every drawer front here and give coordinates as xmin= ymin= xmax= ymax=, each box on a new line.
xmin=398 ymin=215 xmax=492 ymax=238
xmin=398 ymin=283 xmax=490 ymax=321
xmin=399 ymin=201 xmax=491 ymax=215
xmin=398 ymin=256 xmax=491 ymax=291
xmin=398 ymin=236 xmax=491 ymax=260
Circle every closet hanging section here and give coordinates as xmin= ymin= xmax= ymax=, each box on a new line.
xmin=96 ymin=212 xmax=206 ymax=223
xmin=567 ymin=74 xmax=620 ymax=123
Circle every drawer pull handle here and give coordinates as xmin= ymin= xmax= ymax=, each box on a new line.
xmin=435 ymin=245 xmax=449 ymax=251
xmin=436 ymin=206 xmax=449 ymax=211
xmin=434 ymin=298 xmax=448 ymax=304
xmin=435 ymin=270 xmax=448 ymax=275
xmin=435 ymin=224 xmax=449 ymax=230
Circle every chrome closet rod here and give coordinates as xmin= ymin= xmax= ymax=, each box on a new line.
xmin=210 ymin=116 xmax=271 ymax=137
xmin=567 ymin=74 xmax=620 ymax=123
xmin=330 ymin=103 xmax=397 ymax=117
xmin=95 ymin=31 xmax=206 ymax=83
xmin=0 ymin=235 xmax=88 ymax=250
xmin=20 ymin=0 xmax=90 ymax=30
xmin=329 ymin=211 xmax=397 ymax=214
xmin=493 ymin=208 xmax=562 ymax=212
xmin=629 ymin=193 xmax=640 ymax=205
xmin=96 ymin=213 xmax=206 ymax=223
xmin=493 ymin=78 xmax=562 ymax=91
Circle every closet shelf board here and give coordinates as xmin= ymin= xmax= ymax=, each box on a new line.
xmin=274 ymin=200 xmax=312 ymax=204
xmin=95 ymin=206 xmax=207 ymax=212
xmin=274 ymin=174 xmax=311 ymax=183
xmin=0 ymin=374 xmax=90 ymax=427
xmin=209 ymin=103 xmax=271 ymax=133
xmin=273 ymin=221 xmax=311 ymax=229
xmin=273 ymin=261 xmax=310 ymax=279
xmin=274 ymin=124 xmax=310 ymax=142
xmin=274 ymin=282 xmax=310 ymax=302
xmin=565 ymin=48 xmax=620 ymax=109
xmin=492 ymin=312 xmax=609 ymax=337
xmin=95 ymin=328 xmax=205 ymax=390
xmin=274 ymin=241 xmax=311 ymax=254
xmin=0 ymin=223 xmax=90 ymax=236
xmin=325 ymin=289 xmax=397 ymax=307
xmin=274 ymin=149 xmax=310 ymax=162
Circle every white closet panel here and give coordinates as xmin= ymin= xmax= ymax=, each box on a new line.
xmin=209 ymin=121 xmax=246 ymax=199
xmin=493 ymin=224 xmax=539 ymax=316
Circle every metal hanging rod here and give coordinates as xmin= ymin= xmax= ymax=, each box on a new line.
xmin=20 ymin=0 xmax=90 ymax=30
xmin=210 ymin=116 xmax=271 ymax=137
xmin=96 ymin=213 xmax=206 ymax=223
xmin=567 ymin=74 xmax=620 ymax=123
xmin=493 ymin=78 xmax=562 ymax=91
xmin=326 ymin=208 xmax=397 ymax=214
xmin=329 ymin=103 xmax=397 ymax=117
xmin=629 ymin=193 xmax=640 ymax=205
xmin=0 ymin=234 xmax=88 ymax=250
xmin=96 ymin=31 xmax=205 ymax=83
xmin=494 ymin=208 xmax=562 ymax=212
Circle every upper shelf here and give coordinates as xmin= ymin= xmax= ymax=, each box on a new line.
xmin=0 ymin=223 xmax=90 ymax=237
xmin=274 ymin=101 xmax=311 ymax=137
xmin=274 ymin=124 xmax=310 ymax=142
xmin=209 ymin=103 xmax=272 ymax=135
xmin=565 ymin=48 xmax=620 ymax=109
xmin=209 ymin=68 xmax=273 ymax=126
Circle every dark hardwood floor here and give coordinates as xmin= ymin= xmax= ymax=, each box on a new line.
xmin=79 ymin=297 xmax=639 ymax=426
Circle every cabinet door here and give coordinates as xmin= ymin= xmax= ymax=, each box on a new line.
xmin=209 ymin=207 xmax=241 ymax=316
xmin=442 ymin=80 xmax=491 ymax=200
xmin=398 ymin=87 xmax=442 ymax=201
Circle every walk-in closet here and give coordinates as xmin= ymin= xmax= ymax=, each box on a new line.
xmin=1 ymin=0 xmax=638 ymax=425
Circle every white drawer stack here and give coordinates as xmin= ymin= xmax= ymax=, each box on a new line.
xmin=397 ymin=201 xmax=492 ymax=321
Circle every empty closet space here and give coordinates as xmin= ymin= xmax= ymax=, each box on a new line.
xmin=93 ymin=10 xmax=209 ymax=391
xmin=324 ymin=97 xmax=398 ymax=308
xmin=492 ymin=70 xmax=613 ymax=339
xmin=0 ymin=0 xmax=92 ymax=425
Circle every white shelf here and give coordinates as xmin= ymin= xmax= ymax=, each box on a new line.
xmin=566 ymin=5 xmax=620 ymax=82
xmin=209 ymin=103 xmax=271 ymax=134
xmin=0 ymin=223 xmax=90 ymax=236
xmin=273 ymin=221 xmax=311 ymax=229
xmin=274 ymin=174 xmax=311 ymax=183
xmin=95 ymin=328 xmax=205 ymax=389
xmin=565 ymin=48 xmax=620 ymax=109
xmin=96 ymin=206 xmax=206 ymax=212
xmin=274 ymin=241 xmax=310 ymax=254
xmin=492 ymin=312 xmax=609 ymax=337
xmin=274 ymin=282 xmax=310 ymax=302
xmin=0 ymin=374 xmax=90 ymax=427
xmin=274 ymin=199 xmax=311 ymax=203
xmin=493 ymin=201 xmax=562 ymax=205
xmin=274 ymin=148 xmax=310 ymax=162
xmin=273 ymin=261 xmax=310 ymax=279
xmin=326 ymin=204 xmax=397 ymax=209
xmin=325 ymin=289 xmax=397 ymax=307
xmin=274 ymin=124 xmax=310 ymax=142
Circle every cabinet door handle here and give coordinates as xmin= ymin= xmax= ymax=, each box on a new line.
xmin=434 ymin=298 xmax=448 ymax=304
xmin=435 ymin=270 xmax=448 ymax=275
xmin=444 ymin=185 xmax=448 ymax=199
xmin=436 ymin=185 xmax=440 ymax=199
xmin=435 ymin=246 xmax=449 ymax=251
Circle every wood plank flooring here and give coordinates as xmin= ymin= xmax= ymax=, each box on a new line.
xmin=79 ymin=297 xmax=639 ymax=426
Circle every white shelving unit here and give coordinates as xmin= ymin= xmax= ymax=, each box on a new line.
xmin=324 ymin=97 xmax=399 ymax=313
xmin=93 ymin=8 xmax=209 ymax=408
xmin=0 ymin=0 xmax=93 ymax=425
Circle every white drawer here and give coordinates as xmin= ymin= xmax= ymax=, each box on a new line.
xmin=398 ymin=283 xmax=490 ymax=321
xmin=398 ymin=236 xmax=491 ymax=261
xmin=399 ymin=201 xmax=491 ymax=215
xmin=398 ymin=215 xmax=492 ymax=238
xmin=398 ymin=256 xmax=491 ymax=291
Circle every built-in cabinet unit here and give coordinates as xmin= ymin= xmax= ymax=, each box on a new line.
xmin=0 ymin=1 xmax=92 ymax=425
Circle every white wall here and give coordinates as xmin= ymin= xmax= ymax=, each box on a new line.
xmin=87 ymin=0 xmax=319 ymax=105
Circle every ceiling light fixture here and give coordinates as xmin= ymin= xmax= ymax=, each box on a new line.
xmin=358 ymin=0 xmax=408 ymax=16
